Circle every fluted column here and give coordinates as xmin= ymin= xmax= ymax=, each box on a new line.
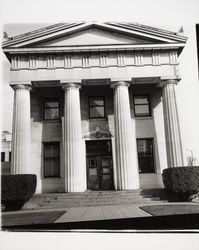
xmin=62 ymin=83 xmax=86 ymax=192
xmin=161 ymin=80 xmax=184 ymax=167
xmin=11 ymin=84 xmax=32 ymax=174
xmin=111 ymin=81 xmax=139 ymax=190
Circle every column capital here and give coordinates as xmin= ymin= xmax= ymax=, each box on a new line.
xmin=62 ymin=82 xmax=81 ymax=90
xmin=11 ymin=84 xmax=32 ymax=91
xmin=110 ymin=81 xmax=130 ymax=89
xmin=158 ymin=79 xmax=179 ymax=88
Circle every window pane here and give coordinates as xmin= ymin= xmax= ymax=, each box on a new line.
xmin=137 ymin=140 xmax=148 ymax=154
xmin=52 ymin=144 xmax=59 ymax=157
xmin=52 ymin=159 xmax=60 ymax=177
xmin=90 ymin=98 xmax=104 ymax=106
xmin=134 ymin=96 xmax=149 ymax=104
xmin=45 ymin=108 xmax=59 ymax=119
xmin=44 ymin=144 xmax=52 ymax=158
xmin=44 ymin=159 xmax=52 ymax=177
xmin=90 ymin=106 xmax=104 ymax=118
xmin=45 ymin=101 xmax=59 ymax=108
xmin=135 ymin=105 xmax=149 ymax=116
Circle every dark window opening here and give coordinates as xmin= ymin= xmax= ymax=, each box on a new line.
xmin=43 ymin=142 xmax=60 ymax=178
xmin=9 ymin=152 xmax=11 ymax=162
xmin=44 ymin=98 xmax=60 ymax=120
xmin=89 ymin=97 xmax=105 ymax=118
xmin=137 ymin=138 xmax=155 ymax=173
xmin=1 ymin=152 xmax=5 ymax=162
xmin=134 ymin=95 xmax=151 ymax=117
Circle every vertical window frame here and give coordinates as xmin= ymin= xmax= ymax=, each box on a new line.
xmin=43 ymin=142 xmax=60 ymax=178
xmin=133 ymin=94 xmax=151 ymax=117
xmin=43 ymin=97 xmax=60 ymax=121
xmin=89 ymin=96 xmax=105 ymax=119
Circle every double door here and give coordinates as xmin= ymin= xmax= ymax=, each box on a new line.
xmin=87 ymin=155 xmax=113 ymax=190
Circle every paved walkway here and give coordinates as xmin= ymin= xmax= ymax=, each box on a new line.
xmin=55 ymin=204 xmax=151 ymax=223
xmin=2 ymin=202 xmax=199 ymax=227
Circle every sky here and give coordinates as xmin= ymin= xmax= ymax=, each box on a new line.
xmin=1 ymin=0 xmax=199 ymax=248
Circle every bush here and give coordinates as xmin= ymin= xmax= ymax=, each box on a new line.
xmin=162 ymin=167 xmax=199 ymax=201
xmin=1 ymin=174 xmax=37 ymax=211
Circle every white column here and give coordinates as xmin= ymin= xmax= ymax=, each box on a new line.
xmin=111 ymin=81 xmax=139 ymax=190
xmin=161 ymin=80 xmax=184 ymax=167
xmin=11 ymin=84 xmax=31 ymax=174
xmin=62 ymin=83 xmax=86 ymax=192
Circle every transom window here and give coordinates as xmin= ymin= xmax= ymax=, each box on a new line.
xmin=89 ymin=97 xmax=105 ymax=118
xmin=43 ymin=142 xmax=60 ymax=178
xmin=134 ymin=95 xmax=151 ymax=117
xmin=44 ymin=98 xmax=60 ymax=120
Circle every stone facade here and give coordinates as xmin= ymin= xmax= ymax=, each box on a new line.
xmin=2 ymin=22 xmax=187 ymax=193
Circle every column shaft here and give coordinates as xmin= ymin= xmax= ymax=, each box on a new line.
xmin=11 ymin=84 xmax=31 ymax=174
xmin=112 ymin=82 xmax=139 ymax=190
xmin=162 ymin=80 xmax=184 ymax=167
xmin=63 ymin=83 xmax=86 ymax=192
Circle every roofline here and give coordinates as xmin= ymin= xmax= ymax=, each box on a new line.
xmin=107 ymin=22 xmax=187 ymax=43
xmin=2 ymin=22 xmax=85 ymax=47
xmin=2 ymin=22 xmax=187 ymax=48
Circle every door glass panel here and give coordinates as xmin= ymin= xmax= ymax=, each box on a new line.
xmin=101 ymin=158 xmax=110 ymax=167
xmin=89 ymin=168 xmax=98 ymax=181
xmin=102 ymin=167 xmax=110 ymax=174
xmin=102 ymin=175 xmax=111 ymax=181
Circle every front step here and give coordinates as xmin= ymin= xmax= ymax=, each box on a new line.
xmin=23 ymin=189 xmax=169 ymax=210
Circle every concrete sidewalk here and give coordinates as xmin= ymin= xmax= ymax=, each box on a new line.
xmin=2 ymin=202 xmax=199 ymax=227
xmin=54 ymin=204 xmax=151 ymax=223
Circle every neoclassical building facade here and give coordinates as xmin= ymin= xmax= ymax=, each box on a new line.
xmin=2 ymin=22 xmax=187 ymax=193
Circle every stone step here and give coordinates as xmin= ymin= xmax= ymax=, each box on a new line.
xmin=42 ymin=198 xmax=159 ymax=206
xmin=39 ymin=200 xmax=167 ymax=209
xmin=23 ymin=189 xmax=169 ymax=210
xmin=34 ymin=192 xmax=153 ymax=198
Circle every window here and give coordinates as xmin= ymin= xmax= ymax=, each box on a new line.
xmin=9 ymin=152 xmax=11 ymax=162
xmin=134 ymin=95 xmax=151 ymax=117
xmin=137 ymin=138 xmax=155 ymax=173
xmin=1 ymin=152 xmax=5 ymax=162
xmin=89 ymin=97 xmax=105 ymax=118
xmin=44 ymin=98 xmax=60 ymax=120
xmin=43 ymin=142 xmax=60 ymax=178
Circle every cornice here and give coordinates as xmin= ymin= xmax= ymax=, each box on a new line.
xmin=3 ymin=42 xmax=185 ymax=55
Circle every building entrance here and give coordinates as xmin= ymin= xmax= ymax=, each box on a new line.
xmin=86 ymin=140 xmax=114 ymax=190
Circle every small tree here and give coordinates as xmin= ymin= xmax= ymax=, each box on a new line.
xmin=187 ymin=150 xmax=197 ymax=166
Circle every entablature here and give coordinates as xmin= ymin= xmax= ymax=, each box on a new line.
xmin=9 ymin=48 xmax=179 ymax=71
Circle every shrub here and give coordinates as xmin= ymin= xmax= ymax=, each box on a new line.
xmin=1 ymin=174 xmax=37 ymax=211
xmin=162 ymin=166 xmax=199 ymax=201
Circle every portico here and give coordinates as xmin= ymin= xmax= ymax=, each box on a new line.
xmin=2 ymin=22 xmax=187 ymax=193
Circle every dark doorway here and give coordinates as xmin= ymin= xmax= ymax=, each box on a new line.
xmin=86 ymin=140 xmax=114 ymax=190
xmin=137 ymin=138 xmax=155 ymax=173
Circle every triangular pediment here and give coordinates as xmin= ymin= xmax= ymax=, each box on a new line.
xmin=34 ymin=27 xmax=155 ymax=47
xmin=2 ymin=22 xmax=187 ymax=51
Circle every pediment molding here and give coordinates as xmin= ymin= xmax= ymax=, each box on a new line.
xmin=3 ymin=22 xmax=187 ymax=49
